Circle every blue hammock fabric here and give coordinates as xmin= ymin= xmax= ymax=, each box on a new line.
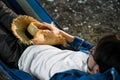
xmin=1 ymin=0 xmax=120 ymax=80
xmin=3 ymin=0 xmax=63 ymax=30
xmin=50 ymin=68 xmax=120 ymax=80
xmin=0 ymin=60 xmax=35 ymax=80
xmin=2 ymin=0 xmax=25 ymax=14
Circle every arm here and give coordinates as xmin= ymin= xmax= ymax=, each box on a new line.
xmin=59 ymin=29 xmax=94 ymax=51
xmin=40 ymin=22 xmax=74 ymax=43
xmin=59 ymin=30 xmax=74 ymax=43
xmin=41 ymin=22 xmax=94 ymax=51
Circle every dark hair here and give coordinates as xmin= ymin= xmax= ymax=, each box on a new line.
xmin=93 ymin=33 xmax=120 ymax=73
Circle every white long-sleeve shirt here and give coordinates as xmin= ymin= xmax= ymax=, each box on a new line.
xmin=18 ymin=45 xmax=88 ymax=80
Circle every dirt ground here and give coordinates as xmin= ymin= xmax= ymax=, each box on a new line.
xmin=38 ymin=0 xmax=120 ymax=45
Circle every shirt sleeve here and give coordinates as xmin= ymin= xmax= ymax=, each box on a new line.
xmin=69 ymin=36 xmax=94 ymax=53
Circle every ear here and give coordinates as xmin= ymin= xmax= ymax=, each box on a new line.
xmin=94 ymin=64 xmax=100 ymax=73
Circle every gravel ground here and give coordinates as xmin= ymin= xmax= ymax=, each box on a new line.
xmin=38 ymin=0 xmax=120 ymax=45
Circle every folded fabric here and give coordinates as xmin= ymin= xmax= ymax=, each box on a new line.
xmin=50 ymin=68 xmax=120 ymax=80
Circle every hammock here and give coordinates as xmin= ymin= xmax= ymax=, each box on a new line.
xmin=1 ymin=0 xmax=120 ymax=80
xmin=3 ymin=0 xmax=63 ymax=30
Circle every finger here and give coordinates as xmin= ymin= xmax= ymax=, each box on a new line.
xmin=38 ymin=23 xmax=51 ymax=30
xmin=42 ymin=22 xmax=51 ymax=28
xmin=42 ymin=22 xmax=51 ymax=27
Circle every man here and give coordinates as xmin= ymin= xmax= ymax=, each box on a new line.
xmin=0 ymin=1 xmax=93 ymax=80
xmin=50 ymin=33 xmax=120 ymax=80
xmin=0 ymin=1 xmax=120 ymax=80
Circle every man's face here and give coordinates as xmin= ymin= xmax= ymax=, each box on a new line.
xmin=87 ymin=48 xmax=99 ymax=74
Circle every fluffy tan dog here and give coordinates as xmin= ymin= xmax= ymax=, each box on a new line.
xmin=11 ymin=15 xmax=66 ymax=46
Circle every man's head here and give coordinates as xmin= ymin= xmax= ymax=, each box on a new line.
xmin=87 ymin=33 xmax=120 ymax=74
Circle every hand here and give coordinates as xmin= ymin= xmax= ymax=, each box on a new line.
xmin=39 ymin=22 xmax=74 ymax=43
xmin=39 ymin=22 xmax=60 ymax=35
